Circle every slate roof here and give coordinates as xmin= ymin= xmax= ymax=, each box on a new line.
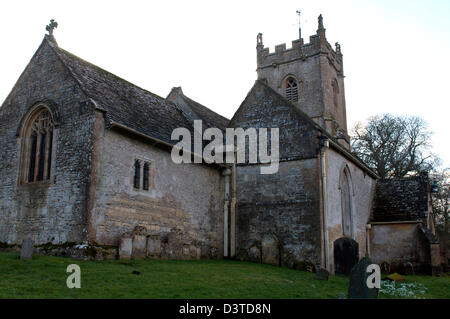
xmin=47 ymin=37 xmax=194 ymax=145
xmin=167 ymin=87 xmax=229 ymax=131
xmin=372 ymin=174 xmax=430 ymax=222
xmin=229 ymin=80 xmax=379 ymax=177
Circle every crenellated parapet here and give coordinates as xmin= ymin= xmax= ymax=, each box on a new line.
xmin=256 ymin=15 xmax=344 ymax=77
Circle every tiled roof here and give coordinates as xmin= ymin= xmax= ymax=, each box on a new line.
xmin=49 ymin=38 xmax=193 ymax=145
xmin=372 ymin=174 xmax=430 ymax=222
xmin=166 ymin=87 xmax=229 ymax=131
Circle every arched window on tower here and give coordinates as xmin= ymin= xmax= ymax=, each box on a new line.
xmin=285 ymin=77 xmax=298 ymax=102
xmin=22 ymin=108 xmax=55 ymax=183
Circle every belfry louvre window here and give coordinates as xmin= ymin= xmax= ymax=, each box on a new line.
xmin=133 ymin=159 xmax=151 ymax=191
xmin=285 ymin=77 xmax=298 ymax=102
xmin=24 ymin=109 xmax=55 ymax=183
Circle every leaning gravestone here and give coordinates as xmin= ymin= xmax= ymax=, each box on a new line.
xmin=348 ymin=255 xmax=379 ymax=299
xmin=20 ymin=237 xmax=33 ymax=260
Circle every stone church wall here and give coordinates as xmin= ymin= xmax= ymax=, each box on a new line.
xmin=370 ymin=222 xmax=423 ymax=270
xmin=0 ymin=40 xmax=96 ymax=246
xmin=326 ymin=148 xmax=376 ymax=272
xmin=89 ymin=129 xmax=225 ymax=259
xmin=257 ymin=52 xmax=324 ymax=124
xmin=235 ymin=158 xmax=322 ymax=268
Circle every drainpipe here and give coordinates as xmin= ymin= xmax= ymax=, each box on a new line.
xmin=320 ymin=137 xmax=329 ymax=271
xmin=222 ymin=168 xmax=232 ymax=257
xmin=230 ymin=150 xmax=237 ymax=258
xmin=366 ymin=223 xmax=372 ymax=256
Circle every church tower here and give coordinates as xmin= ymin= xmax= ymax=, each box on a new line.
xmin=256 ymin=14 xmax=350 ymax=148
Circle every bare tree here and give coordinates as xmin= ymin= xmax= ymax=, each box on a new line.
xmin=351 ymin=114 xmax=438 ymax=178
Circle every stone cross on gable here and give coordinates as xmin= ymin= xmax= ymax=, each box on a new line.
xmin=46 ymin=19 xmax=58 ymax=36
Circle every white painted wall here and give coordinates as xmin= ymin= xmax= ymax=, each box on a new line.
xmin=326 ymin=148 xmax=376 ymax=271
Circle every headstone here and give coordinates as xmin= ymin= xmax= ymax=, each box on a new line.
xmin=315 ymin=268 xmax=329 ymax=281
xmin=334 ymin=237 xmax=359 ymax=275
xmin=338 ymin=292 xmax=346 ymax=299
xmin=248 ymin=245 xmax=261 ymax=263
xmin=132 ymin=235 xmax=147 ymax=259
xmin=20 ymin=237 xmax=33 ymax=260
xmin=146 ymin=235 xmax=161 ymax=258
xmin=403 ymin=262 xmax=414 ymax=276
xmin=261 ymin=234 xmax=280 ymax=266
xmin=183 ymin=245 xmax=190 ymax=257
xmin=119 ymin=236 xmax=132 ymax=260
xmin=348 ymin=255 xmax=379 ymax=299
xmin=189 ymin=245 xmax=197 ymax=258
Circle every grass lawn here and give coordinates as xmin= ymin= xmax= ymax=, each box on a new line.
xmin=0 ymin=252 xmax=448 ymax=299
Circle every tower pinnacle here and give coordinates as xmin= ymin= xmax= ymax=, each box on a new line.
xmin=318 ymin=14 xmax=324 ymax=30
xmin=257 ymin=33 xmax=263 ymax=48
xmin=316 ymin=14 xmax=326 ymax=43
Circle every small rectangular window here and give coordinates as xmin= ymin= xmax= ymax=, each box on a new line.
xmin=143 ymin=163 xmax=149 ymax=191
xmin=133 ymin=160 xmax=141 ymax=189
xmin=132 ymin=159 xmax=151 ymax=191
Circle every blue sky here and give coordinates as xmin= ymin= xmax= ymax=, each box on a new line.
xmin=1 ymin=0 xmax=449 ymax=167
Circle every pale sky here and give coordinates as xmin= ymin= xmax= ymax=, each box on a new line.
xmin=1 ymin=0 xmax=449 ymax=167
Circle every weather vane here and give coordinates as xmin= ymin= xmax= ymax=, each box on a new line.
xmin=296 ymin=10 xmax=302 ymax=39
xmin=46 ymin=19 xmax=58 ymax=36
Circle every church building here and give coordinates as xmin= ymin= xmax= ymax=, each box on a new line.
xmin=0 ymin=16 xmax=442 ymax=275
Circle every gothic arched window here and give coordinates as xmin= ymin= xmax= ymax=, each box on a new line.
xmin=340 ymin=167 xmax=353 ymax=237
xmin=285 ymin=77 xmax=298 ymax=102
xmin=22 ymin=108 xmax=55 ymax=183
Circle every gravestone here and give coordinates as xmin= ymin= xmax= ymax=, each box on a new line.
xmin=403 ymin=262 xmax=414 ymax=275
xmin=119 ymin=236 xmax=132 ymax=260
xmin=348 ymin=255 xmax=379 ymax=299
xmin=247 ymin=245 xmax=261 ymax=263
xmin=20 ymin=237 xmax=33 ymax=260
xmin=315 ymin=268 xmax=329 ymax=281
xmin=132 ymin=235 xmax=147 ymax=259
xmin=334 ymin=237 xmax=359 ymax=275
xmin=146 ymin=235 xmax=161 ymax=258
xmin=261 ymin=234 xmax=280 ymax=266
xmin=189 ymin=245 xmax=197 ymax=258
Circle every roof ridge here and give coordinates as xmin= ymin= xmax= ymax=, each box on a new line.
xmin=179 ymin=92 xmax=229 ymax=122
xmin=52 ymin=43 xmax=167 ymax=103
xmin=45 ymin=37 xmax=95 ymax=109
xmin=231 ymin=80 xmax=378 ymax=178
